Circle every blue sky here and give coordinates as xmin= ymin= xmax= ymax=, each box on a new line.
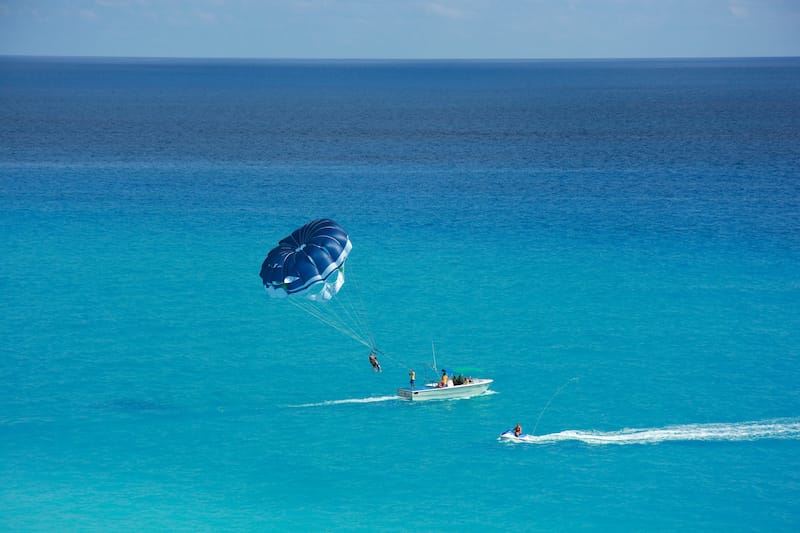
xmin=1 ymin=0 xmax=798 ymax=59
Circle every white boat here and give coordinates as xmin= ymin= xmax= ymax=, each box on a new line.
xmin=397 ymin=378 xmax=494 ymax=401
xmin=397 ymin=343 xmax=493 ymax=401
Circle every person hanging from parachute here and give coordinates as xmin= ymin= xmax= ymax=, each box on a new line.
xmin=368 ymin=351 xmax=382 ymax=372
xmin=259 ymin=219 xmax=381 ymax=366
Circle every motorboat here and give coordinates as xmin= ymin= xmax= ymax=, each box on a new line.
xmin=397 ymin=377 xmax=493 ymax=401
xmin=397 ymin=343 xmax=493 ymax=401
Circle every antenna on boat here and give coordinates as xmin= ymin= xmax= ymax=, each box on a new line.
xmin=431 ymin=340 xmax=438 ymax=374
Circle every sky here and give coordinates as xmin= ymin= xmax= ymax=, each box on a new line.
xmin=0 ymin=0 xmax=799 ymax=59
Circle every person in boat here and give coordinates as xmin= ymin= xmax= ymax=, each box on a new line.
xmin=439 ymin=368 xmax=448 ymax=388
xmin=409 ymin=369 xmax=415 ymax=389
xmin=514 ymin=424 xmax=522 ymax=437
xmin=368 ymin=352 xmax=381 ymax=372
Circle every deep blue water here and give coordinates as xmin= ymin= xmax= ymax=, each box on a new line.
xmin=2 ymin=57 xmax=800 ymax=531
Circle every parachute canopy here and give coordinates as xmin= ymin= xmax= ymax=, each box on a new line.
xmin=259 ymin=219 xmax=352 ymax=300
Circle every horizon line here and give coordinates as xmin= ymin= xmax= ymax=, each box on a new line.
xmin=2 ymin=53 xmax=799 ymax=62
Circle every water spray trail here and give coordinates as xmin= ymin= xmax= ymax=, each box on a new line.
xmin=532 ymin=376 xmax=579 ymax=435
xmin=287 ymin=395 xmax=400 ymax=408
xmin=502 ymin=418 xmax=800 ymax=445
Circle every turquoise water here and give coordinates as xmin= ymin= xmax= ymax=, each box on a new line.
xmin=2 ymin=57 xmax=800 ymax=531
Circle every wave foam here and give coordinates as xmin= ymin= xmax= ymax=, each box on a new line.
xmin=501 ymin=418 xmax=800 ymax=445
xmin=287 ymin=395 xmax=400 ymax=408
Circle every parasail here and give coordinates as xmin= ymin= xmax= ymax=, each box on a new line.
xmin=259 ymin=218 xmax=352 ymax=300
xmin=260 ymin=219 xmax=373 ymax=349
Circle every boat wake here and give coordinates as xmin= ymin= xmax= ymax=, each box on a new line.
xmin=500 ymin=418 xmax=800 ymax=445
xmin=287 ymin=395 xmax=400 ymax=408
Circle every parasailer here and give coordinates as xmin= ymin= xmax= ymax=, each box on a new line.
xmin=368 ymin=352 xmax=382 ymax=372
xmin=259 ymin=218 xmax=376 ymax=352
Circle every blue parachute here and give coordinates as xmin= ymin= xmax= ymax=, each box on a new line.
xmin=259 ymin=219 xmax=352 ymax=300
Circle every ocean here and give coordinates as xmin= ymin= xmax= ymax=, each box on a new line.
xmin=1 ymin=56 xmax=799 ymax=531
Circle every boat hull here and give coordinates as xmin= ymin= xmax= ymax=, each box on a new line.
xmin=397 ymin=379 xmax=493 ymax=401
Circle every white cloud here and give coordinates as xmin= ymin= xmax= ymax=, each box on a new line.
xmin=424 ymin=2 xmax=463 ymax=19
xmin=289 ymin=0 xmax=335 ymax=11
xmin=79 ymin=8 xmax=99 ymax=21
xmin=729 ymin=0 xmax=749 ymax=18
xmin=193 ymin=9 xmax=216 ymax=23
